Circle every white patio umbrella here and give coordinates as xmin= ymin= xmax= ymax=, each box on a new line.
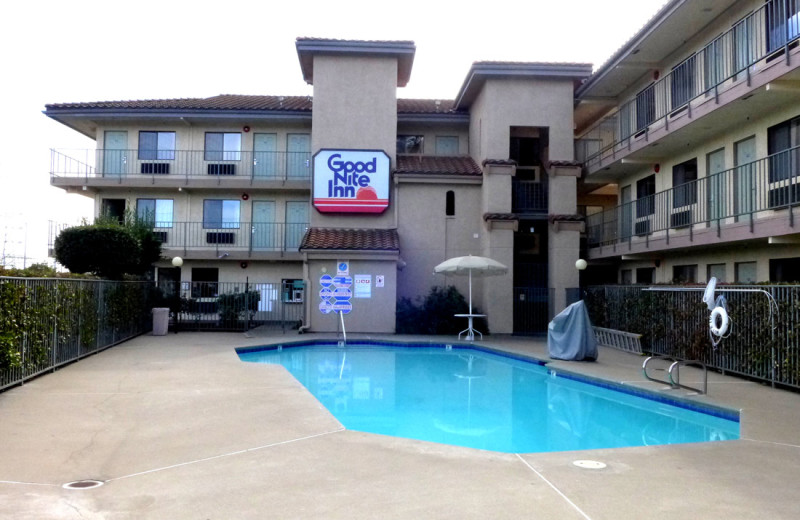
xmin=433 ymin=255 xmax=508 ymax=339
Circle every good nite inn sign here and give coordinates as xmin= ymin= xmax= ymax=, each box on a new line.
xmin=312 ymin=149 xmax=390 ymax=213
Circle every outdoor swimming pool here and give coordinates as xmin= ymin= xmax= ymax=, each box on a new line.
xmin=237 ymin=341 xmax=739 ymax=453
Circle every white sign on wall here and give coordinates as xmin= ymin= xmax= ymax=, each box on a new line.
xmin=313 ymin=149 xmax=390 ymax=213
xmin=354 ymin=275 xmax=372 ymax=298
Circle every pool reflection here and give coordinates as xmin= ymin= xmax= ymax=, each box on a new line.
xmin=239 ymin=346 xmax=739 ymax=453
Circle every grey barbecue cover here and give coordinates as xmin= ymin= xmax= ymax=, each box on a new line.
xmin=547 ymin=300 xmax=598 ymax=361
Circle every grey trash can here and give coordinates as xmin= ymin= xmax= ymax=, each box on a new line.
xmin=152 ymin=307 xmax=170 ymax=336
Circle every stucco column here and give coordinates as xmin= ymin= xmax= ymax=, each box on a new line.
xmin=547 ymin=162 xmax=582 ymax=316
xmin=480 ymin=160 xmax=515 ymax=334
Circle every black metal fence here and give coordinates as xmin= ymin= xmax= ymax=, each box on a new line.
xmin=0 ymin=277 xmax=156 ymax=391
xmin=160 ymin=280 xmax=305 ymax=332
xmin=584 ymin=284 xmax=800 ymax=389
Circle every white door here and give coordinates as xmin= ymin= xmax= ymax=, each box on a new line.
xmin=286 ymin=134 xmax=310 ymax=179
xmin=285 ymin=201 xmax=308 ymax=250
xmin=103 ymin=131 xmax=128 ymax=176
xmin=253 ymin=133 xmax=277 ymax=178
xmin=252 ymin=200 xmax=276 ymax=250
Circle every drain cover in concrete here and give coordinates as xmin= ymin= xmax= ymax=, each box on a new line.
xmin=572 ymin=460 xmax=607 ymax=469
xmin=62 ymin=480 xmax=104 ymax=490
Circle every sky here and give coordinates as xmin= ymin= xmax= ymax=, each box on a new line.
xmin=0 ymin=0 xmax=666 ymax=266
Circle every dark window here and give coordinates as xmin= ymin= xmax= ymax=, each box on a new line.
xmin=397 ymin=135 xmax=424 ymax=154
xmin=670 ymin=55 xmax=696 ymax=110
xmin=446 ymin=191 xmax=455 ymax=216
xmin=703 ymin=38 xmax=724 ymax=91
xmin=707 ymin=263 xmax=727 ymax=282
xmin=735 ymin=261 xmax=757 ymax=283
xmin=672 ymin=158 xmax=698 ymax=207
xmin=203 ymin=200 xmax=240 ymax=229
xmin=191 ymin=268 xmax=218 ymax=298
xmin=205 ymin=132 xmax=241 ymax=161
xmin=435 ymin=136 xmax=459 ymax=155
xmin=136 ymin=199 xmax=173 ymax=228
xmin=673 ymin=264 xmax=697 ymax=283
xmin=636 ymin=175 xmax=656 ymax=217
xmin=101 ymin=199 xmax=126 ymax=223
xmin=766 ymin=0 xmax=800 ymax=53
xmin=733 ymin=16 xmax=753 ymax=74
xmin=770 ymin=257 xmax=800 ymax=281
xmin=636 ymin=84 xmax=656 ymax=131
xmin=768 ymin=115 xmax=800 ymax=182
xmin=636 ymin=268 xmax=655 ymax=284
xmin=138 ymin=131 xmax=175 ymax=160
xmin=509 ymin=137 xmax=540 ymax=167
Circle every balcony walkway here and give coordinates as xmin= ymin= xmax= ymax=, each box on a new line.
xmin=1 ymin=331 xmax=799 ymax=519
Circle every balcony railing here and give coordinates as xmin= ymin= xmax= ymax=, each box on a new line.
xmin=50 ymin=149 xmax=312 ymax=183
xmin=52 ymin=222 xmax=309 ymax=255
xmin=512 ymin=179 xmax=548 ymax=213
xmin=150 ymin=221 xmax=309 ymax=254
xmin=576 ymin=0 xmax=800 ymax=169
xmin=586 ymin=144 xmax=800 ymax=247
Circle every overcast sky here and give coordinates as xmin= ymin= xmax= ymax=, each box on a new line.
xmin=0 ymin=0 xmax=666 ymax=265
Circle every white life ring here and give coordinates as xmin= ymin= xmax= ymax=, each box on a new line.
xmin=709 ymin=306 xmax=729 ymax=336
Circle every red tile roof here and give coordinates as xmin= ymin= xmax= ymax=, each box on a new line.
xmin=395 ymin=155 xmax=482 ymax=176
xmin=548 ymin=160 xmax=582 ymax=167
xmin=482 ymin=159 xmax=517 ymax=166
xmin=483 ymin=213 xmax=518 ymax=221
xmin=46 ymin=95 xmax=463 ymax=115
xmin=396 ymin=99 xmax=458 ymax=113
xmin=45 ymin=95 xmax=312 ymax=112
xmin=300 ymin=228 xmax=400 ymax=251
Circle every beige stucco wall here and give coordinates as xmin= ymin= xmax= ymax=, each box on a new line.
xmin=465 ymin=76 xmax=579 ymax=320
xmin=395 ymin=123 xmax=469 ymax=155
xmin=155 ymin=259 xmax=303 ymax=284
xmin=305 ymin=256 xmax=398 ymax=333
xmin=309 ymin=55 xmax=399 ymax=230
xmin=395 ymin=181 xmax=484 ymax=300
xmin=95 ymin=122 xmax=312 ymax=161
xmin=620 ymin=241 xmax=800 ymax=285
xmin=94 ymin=188 xmax=309 ymax=224
xmin=469 ymin=78 xmax=576 ymax=163
xmin=597 ymin=97 xmax=800 ymax=283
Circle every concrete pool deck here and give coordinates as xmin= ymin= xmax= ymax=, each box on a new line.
xmin=1 ymin=331 xmax=799 ymax=519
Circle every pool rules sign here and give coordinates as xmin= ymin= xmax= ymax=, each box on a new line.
xmin=312 ymin=149 xmax=390 ymax=213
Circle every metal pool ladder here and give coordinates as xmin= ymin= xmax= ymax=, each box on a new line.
xmin=642 ymin=355 xmax=708 ymax=395
xmin=337 ymin=310 xmax=347 ymax=346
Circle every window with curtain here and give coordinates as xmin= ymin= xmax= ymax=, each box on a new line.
xmin=138 ymin=131 xmax=175 ymax=160
xmin=136 ymin=199 xmax=173 ymax=228
xmin=203 ymin=200 xmax=240 ymax=229
xmin=205 ymin=132 xmax=241 ymax=161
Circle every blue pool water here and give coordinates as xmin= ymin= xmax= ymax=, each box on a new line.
xmin=237 ymin=342 xmax=739 ymax=453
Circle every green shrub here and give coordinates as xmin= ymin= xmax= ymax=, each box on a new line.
xmin=55 ymin=226 xmax=140 ymax=279
xmin=396 ymin=286 xmax=487 ymax=335
xmin=54 ymin=213 xmax=164 ymax=280
xmin=217 ymin=291 xmax=261 ymax=323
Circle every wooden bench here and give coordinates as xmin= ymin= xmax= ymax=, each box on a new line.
xmin=593 ymin=326 xmax=643 ymax=354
